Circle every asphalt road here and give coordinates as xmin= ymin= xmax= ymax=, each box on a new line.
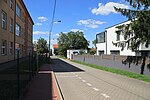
xmin=51 ymin=57 xmax=150 ymax=100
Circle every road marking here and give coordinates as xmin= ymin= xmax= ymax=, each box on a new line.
xmin=58 ymin=76 xmax=76 ymax=78
xmin=101 ymin=93 xmax=110 ymax=98
xmin=93 ymin=88 xmax=99 ymax=91
xmin=82 ymin=80 xmax=86 ymax=82
xmin=86 ymin=83 xmax=92 ymax=86
xmin=75 ymin=75 xmax=78 ymax=77
xmin=78 ymin=77 xmax=82 ymax=79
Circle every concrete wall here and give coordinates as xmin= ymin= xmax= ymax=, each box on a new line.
xmin=73 ymin=55 xmax=150 ymax=76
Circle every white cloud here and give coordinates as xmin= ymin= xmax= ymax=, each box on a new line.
xmin=70 ymin=29 xmax=84 ymax=32
xmin=77 ymin=19 xmax=105 ymax=29
xmin=53 ymin=33 xmax=60 ymax=37
xmin=33 ymin=31 xmax=49 ymax=35
xmin=91 ymin=2 xmax=129 ymax=15
xmin=36 ymin=23 xmax=42 ymax=26
xmin=37 ymin=16 xmax=48 ymax=22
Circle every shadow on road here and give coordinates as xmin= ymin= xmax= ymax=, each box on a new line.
xmin=51 ymin=58 xmax=84 ymax=72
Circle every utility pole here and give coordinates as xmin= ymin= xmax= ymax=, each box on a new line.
xmin=49 ymin=0 xmax=57 ymax=59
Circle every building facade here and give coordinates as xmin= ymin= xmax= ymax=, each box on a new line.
xmin=0 ymin=0 xmax=34 ymax=63
xmin=96 ymin=20 xmax=150 ymax=56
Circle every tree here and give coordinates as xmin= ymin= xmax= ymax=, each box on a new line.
xmin=57 ymin=31 xmax=89 ymax=57
xmin=114 ymin=0 xmax=150 ymax=74
xmin=89 ymin=48 xmax=96 ymax=55
xmin=92 ymin=39 xmax=97 ymax=48
xmin=36 ymin=37 xmax=48 ymax=54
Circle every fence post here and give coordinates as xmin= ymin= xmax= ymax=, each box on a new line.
xmin=17 ymin=50 xmax=20 ymax=99
xmin=101 ymin=54 xmax=103 ymax=60
xmin=112 ymin=55 xmax=115 ymax=61
xmin=36 ymin=52 xmax=39 ymax=72
xmin=31 ymin=52 xmax=33 ymax=77
xmin=29 ymin=52 xmax=31 ymax=81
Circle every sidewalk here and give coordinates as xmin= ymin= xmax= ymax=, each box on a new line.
xmin=23 ymin=64 xmax=60 ymax=100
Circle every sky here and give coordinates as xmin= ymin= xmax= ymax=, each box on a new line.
xmin=23 ymin=0 xmax=129 ymax=47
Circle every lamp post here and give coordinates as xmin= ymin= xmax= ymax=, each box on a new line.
xmin=49 ymin=20 xmax=61 ymax=59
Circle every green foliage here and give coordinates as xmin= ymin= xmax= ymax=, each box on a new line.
xmin=92 ymin=39 xmax=97 ymax=48
xmin=114 ymin=0 xmax=150 ymax=50
xmin=36 ymin=37 xmax=48 ymax=54
xmin=57 ymin=31 xmax=89 ymax=57
xmin=114 ymin=0 xmax=150 ymax=74
xmin=89 ymin=48 xmax=96 ymax=55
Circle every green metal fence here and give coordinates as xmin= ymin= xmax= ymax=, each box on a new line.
xmin=0 ymin=52 xmax=48 ymax=100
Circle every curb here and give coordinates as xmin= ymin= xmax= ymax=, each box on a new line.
xmin=51 ymin=71 xmax=63 ymax=100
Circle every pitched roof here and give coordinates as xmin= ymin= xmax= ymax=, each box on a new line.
xmin=53 ymin=44 xmax=58 ymax=49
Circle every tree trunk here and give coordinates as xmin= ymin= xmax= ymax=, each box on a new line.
xmin=140 ymin=56 xmax=146 ymax=74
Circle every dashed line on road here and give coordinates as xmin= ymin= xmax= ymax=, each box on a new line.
xmin=101 ymin=93 xmax=110 ymax=98
xmin=75 ymin=75 xmax=78 ymax=77
xmin=82 ymin=80 xmax=86 ymax=82
xmin=78 ymin=77 xmax=82 ymax=79
xmin=86 ymin=83 xmax=92 ymax=86
xmin=58 ymin=76 xmax=76 ymax=78
xmin=93 ymin=88 xmax=99 ymax=91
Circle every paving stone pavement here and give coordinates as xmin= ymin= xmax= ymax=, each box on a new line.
xmin=23 ymin=64 xmax=52 ymax=100
xmin=51 ymin=57 xmax=150 ymax=100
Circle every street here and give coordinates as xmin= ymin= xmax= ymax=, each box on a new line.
xmin=51 ymin=57 xmax=150 ymax=100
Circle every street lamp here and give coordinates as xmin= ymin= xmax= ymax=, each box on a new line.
xmin=49 ymin=20 xmax=61 ymax=59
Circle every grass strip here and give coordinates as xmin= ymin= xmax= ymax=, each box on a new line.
xmin=71 ymin=60 xmax=150 ymax=83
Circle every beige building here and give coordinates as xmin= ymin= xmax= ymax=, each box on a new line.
xmin=0 ymin=0 xmax=34 ymax=63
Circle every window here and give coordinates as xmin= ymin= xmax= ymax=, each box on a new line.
xmin=98 ymin=50 xmax=104 ymax=55
xmin=96 ymin=32 xmax=105 ymax=43
xmin=16 ymin=4 xmax=21 ymax=17
xmin=1 ymin=11 xmax=7 ymax=29
xmin=10 ymin=0 xmax=13 ymax=9
xmin=9 ymin=42 xmax=13 ymax=55
xmin=1 ymin=40 xmax=7 ymax=55
xmin=16 ymin=23 xmax=21 ymax=36
xmin=10 ymin=18 xmax=13 ymax=32
xmin=116 ymin=31 xmax=120 ymax=41
xmin=110 ymin=50 xmax=120 ymax=55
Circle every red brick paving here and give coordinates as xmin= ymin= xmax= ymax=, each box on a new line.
xmin=23 ymin=64 xmax=60 ymax=100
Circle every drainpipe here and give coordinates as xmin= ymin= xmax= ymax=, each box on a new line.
xmin=14 ymin=0 xmax=16 ymax=60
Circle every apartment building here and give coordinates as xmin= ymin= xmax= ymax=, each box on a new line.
xmin=96 ymin=20 xmax=150 ymax=56
xmin=0 ymin=0 xmax=34 ymax=63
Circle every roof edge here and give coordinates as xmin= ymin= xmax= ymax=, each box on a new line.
xmin=19 ymin=0 xmax=34 ymax=25
xmin=105 ymin=20 xmax=129 ymax=29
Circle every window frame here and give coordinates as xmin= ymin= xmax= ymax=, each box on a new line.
xmin=9 ymin=42 xmax=13 ymax=55
xmin=1 ymin=10 xmax=7 ymax=29
xmin=96 ymin=32 xmax=105 ymax=43
xmin=10 ymin=18 xmax=13 ymax=32
xmin=1 ymin=40 xmax=7 ymax=55
xmin=116 ymin=31 xmax=120 ymax=41
xmin=15 ymin=23 xmax=21 ymax=36
xmin=16 ymin=4 xmax=21 ymax=17
xmin=110 ymin=50 xmax=120 ymax=55
xmin=10 ymin=0 xmax=13 ymax=9
xmin=98 ymin=50 xmax=104 ymax=55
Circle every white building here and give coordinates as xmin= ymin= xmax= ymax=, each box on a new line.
xmin=96 ymin=20 xmax=150 ymax=56
xmin=67 ymin=49 xmax=87 ymax=59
